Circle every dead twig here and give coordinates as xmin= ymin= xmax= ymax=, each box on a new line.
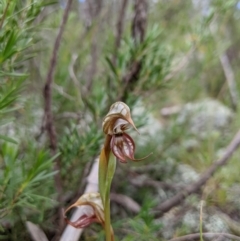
xmin=129 ymin=173 xmax=180 ymax=191
xmin=168 ymin=232 xmax=240 ymax=241
xmin=219 ymin=53 xmax=239 ymax=110
xmin=142 ymin=179 xmax=180 ymax=191
xmin=26 ymin=221 xmax=49 ymax=241
xmin=43 ymin=0 xmax=73 ymax=151
xmin=110 ymin=193 xmax=140 ymax=213
xmin=112 ymin=0 xmax=129 ymax=66
xmin=85 ymin=0 xmax=103 ymax=93
xmin=132 ymin=0 xmax=148 ymax=43
xmin=53 ymin=83 xmax=75 ymax=101
xmin=42 ymin=0 xmax=73 ymax=234
xmin=154 ymin=130 xmax=240 ymax=217
xmin=209 ymin=19 xmax=238 ymax=110
xmin=118 ymin=0 xmax=148 ymax=102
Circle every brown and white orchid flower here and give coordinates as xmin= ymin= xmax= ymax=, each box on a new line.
xmin=102 ymin=102 xmax=149 ymax=163
xmin=64 ymin=193 xmax=104 ymax=228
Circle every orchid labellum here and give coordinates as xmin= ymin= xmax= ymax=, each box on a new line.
xmin=64 ymin=193 xmax=104 ymax=229
xmin=102 ymin=101 xmax=149 ymax=163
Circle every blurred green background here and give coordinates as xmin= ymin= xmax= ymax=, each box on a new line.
xmin=1 ymin=0 xmax=240 ymax=240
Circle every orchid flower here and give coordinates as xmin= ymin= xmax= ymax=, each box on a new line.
xmin=102 ymin=101 xmax=149 ymax=163
xmin=65 ymin=102 xmax=150 ymax=241
xmin=64 ymin=193 xmax=104 ymax=229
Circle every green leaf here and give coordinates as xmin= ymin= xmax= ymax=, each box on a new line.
xmin=30 ymin=170 xmax=58 ymax=183
xmin=48 ymin=152 xmax=61 ymax=162
xmin=0 ymin=135 xmax=18 ymax=144
xmin=2 ymin=31 xmax=19 ymax=62
xmin=0 ymin=71 xmax=28 ymax=77
xmin=105 ymin=56 xmax=118 ymax=77
xmin=0 ymin=117 xmax=15 ymax=127
xmin=0 ymin=106 xmax=22 ymax=113
xmin=83 ymin=97 xmax=96 ymax=118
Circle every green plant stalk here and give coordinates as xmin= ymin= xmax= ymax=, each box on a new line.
xmin=104 ymin=191 xmax=112 ymax=241
xmin=99 ymin=150 xmax=107 ymax=205
xmin=104 ymin=152 xmax=116 ymax=241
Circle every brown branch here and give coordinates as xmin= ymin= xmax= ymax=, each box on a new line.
xmin=154 ymin=130 xmax=240 ymax=217
xmin=128 ymin=173 xmax=180 ymax=191
xmin=219 ymin=53 xmax=239 ymax=111
xmin=43 ymin=0 xmax=73 ymax=152
xmin=140 ymin=179 xmax=180 ymax=191
xmin=110 ymin=193 xmax=140 ymax=213
xmin=43 ymin=0 xmax=73 ymax=235
xmin=118 ymin=0 xmax=148 ymax=101
xmin=85 ymin=0 xmax=103 ymax=93
xmin=112 ymin=0 xmax=129 ymax=66
xmin=168 ymin=232 xmax=240 ymax=241
xmin=209 ymin=19 xmax=239 ymax=111
xmin=132 ymin=0 xmax=148 ymax=43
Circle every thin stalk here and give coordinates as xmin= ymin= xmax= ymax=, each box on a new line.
xmin=104 ymin=152 xmax=116 ymax=241
xmin=104 ymin=192 xmax=112 ymax=241
xmin=0 ymin=0 xmax=10 ymax=30
xmin=199 ymin=200 xmax=204 ymax=241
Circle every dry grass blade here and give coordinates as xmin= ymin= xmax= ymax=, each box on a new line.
xmin=110 ymin=193 xmax=140 ymax=213
xmin=26 ymin=221 xmax=49 ymax=241
xmin=168 ymin=232 xmax=240 ymax=241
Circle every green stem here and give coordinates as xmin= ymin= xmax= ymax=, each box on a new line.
xmin=104 ymin=190 xmax=112 ymax=241
xmin=104 ymin=152 xmax=116 ymax=241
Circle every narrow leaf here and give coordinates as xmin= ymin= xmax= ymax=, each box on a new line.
xmin=0 ymin=135 xmax=18 ymax=144
xmin=105 ymin=56 xmax=118 ymax=77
